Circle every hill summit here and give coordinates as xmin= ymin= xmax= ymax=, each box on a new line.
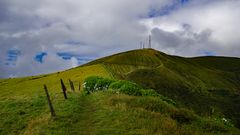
xmin=1 ymin=48 xmax=240 ymax=134
xmin=84 ymin=48 xmax=240 ymax=128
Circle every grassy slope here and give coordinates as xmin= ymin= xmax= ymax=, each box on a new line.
xmin=0 ymin=64 xmax=111 ymax=99
xmin=1 ymin=48 xmax=240 ymax=134
xmin=1 ymin=91 xmax=239 ymax=135
xmin=0 ymin=64 xmax=112 ymax=134
xmin=85 ymin=49 xmax=240 ymax=128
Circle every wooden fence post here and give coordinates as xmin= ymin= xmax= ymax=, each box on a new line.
xmin=60 ymin=79 xmax=68 ymax=99
xmin=69 ymin=79 xmax=75 ymax=91
xmin=44 ymin=85 xmax=56 ymax=117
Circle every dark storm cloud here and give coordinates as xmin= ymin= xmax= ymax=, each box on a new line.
xmin=152 ymin=28 xmax=181 ymax=48
xmin=151 ymin=25 xmax=212 ymax=50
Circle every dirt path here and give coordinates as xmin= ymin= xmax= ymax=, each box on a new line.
xmin=72 ymin=95 xmax=98 ymax=135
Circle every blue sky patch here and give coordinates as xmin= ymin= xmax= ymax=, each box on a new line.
xmin=57 ymin=52 xmax=93 ymax=65
xmin=35 ymin=52 xmax=47 ymax=63
xmin=181 ymin=0 xmax=189 ymax=4
xmin=147 ymin=0 xmax=190 ymax=18
xmin=200 ymin=50 xmax=216 ymax=56
xmin=57 ymin=52 xmax=73 ymax=60
xmin=148 ymin=4 xmax=177 ymax=17
xmin=5 ymin=50 xmax=21 ymax=66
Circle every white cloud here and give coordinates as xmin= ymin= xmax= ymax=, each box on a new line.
xmin=70 ymin=57 xmax=78 ymax=68
xmin=142 ymin=0 xmax=240 ymax=56
xmin=1 ymin=0 xmax=240 ymax=78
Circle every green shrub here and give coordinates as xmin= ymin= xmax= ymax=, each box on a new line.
xmin=140 ymin=89 xmax=177 ymax=106
xmin=170 ymin=108 xmax=197 ymax=124
xmin=108 ymin=80 xmax=124 ymax=90
xmin=83 ymin=76 xmax=177 ymax=106
xmin=140 ymin=89 xmax=160 ymax=97
xmin=159 ymin=95 xmax=177 ymax=106
xmin=140 ymin=89 xmax=176 ymax=105
xmin=109 ymin=80 xmax=142 ymax=96
xmin=83 ymin=76 xmax=115 ymax=94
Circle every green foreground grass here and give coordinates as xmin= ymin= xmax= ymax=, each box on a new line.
xmin=1 ymin=91 xmax=239 ymax=135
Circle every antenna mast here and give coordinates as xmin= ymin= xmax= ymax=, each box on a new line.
xmin=149 ymin=35 xmax=151 ymax=48
xmin=140 ymin=41 xmax=144 ymax=49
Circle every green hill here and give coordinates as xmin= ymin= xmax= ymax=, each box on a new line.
xmin=0 ymin=48 xmax=240 ymax=134
xmin=85 ymin=49 xmax=240 ymax=128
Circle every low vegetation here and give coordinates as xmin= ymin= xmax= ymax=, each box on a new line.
xmin=1 ymin=48 xmax=240 ymax=134
xmin=1 ymin=77 xmax=239 ymax=134
xmin=86 ymin=49 xmax=240 ymax=128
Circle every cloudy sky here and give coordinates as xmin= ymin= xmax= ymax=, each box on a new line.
xmin=1 ymin=0 xmax=240 ymax=78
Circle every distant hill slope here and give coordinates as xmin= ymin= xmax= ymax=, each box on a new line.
xmin=84 ymin=49 xmax=240 ymax=128
xmin=1 ymin=48 xmax=240 ymax=130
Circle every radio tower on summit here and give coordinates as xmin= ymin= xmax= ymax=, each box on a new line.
xmin=148 ymin=35 xmax=151 ymax=48
xmin=139 ymin=35 xmax=152 ymax=49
